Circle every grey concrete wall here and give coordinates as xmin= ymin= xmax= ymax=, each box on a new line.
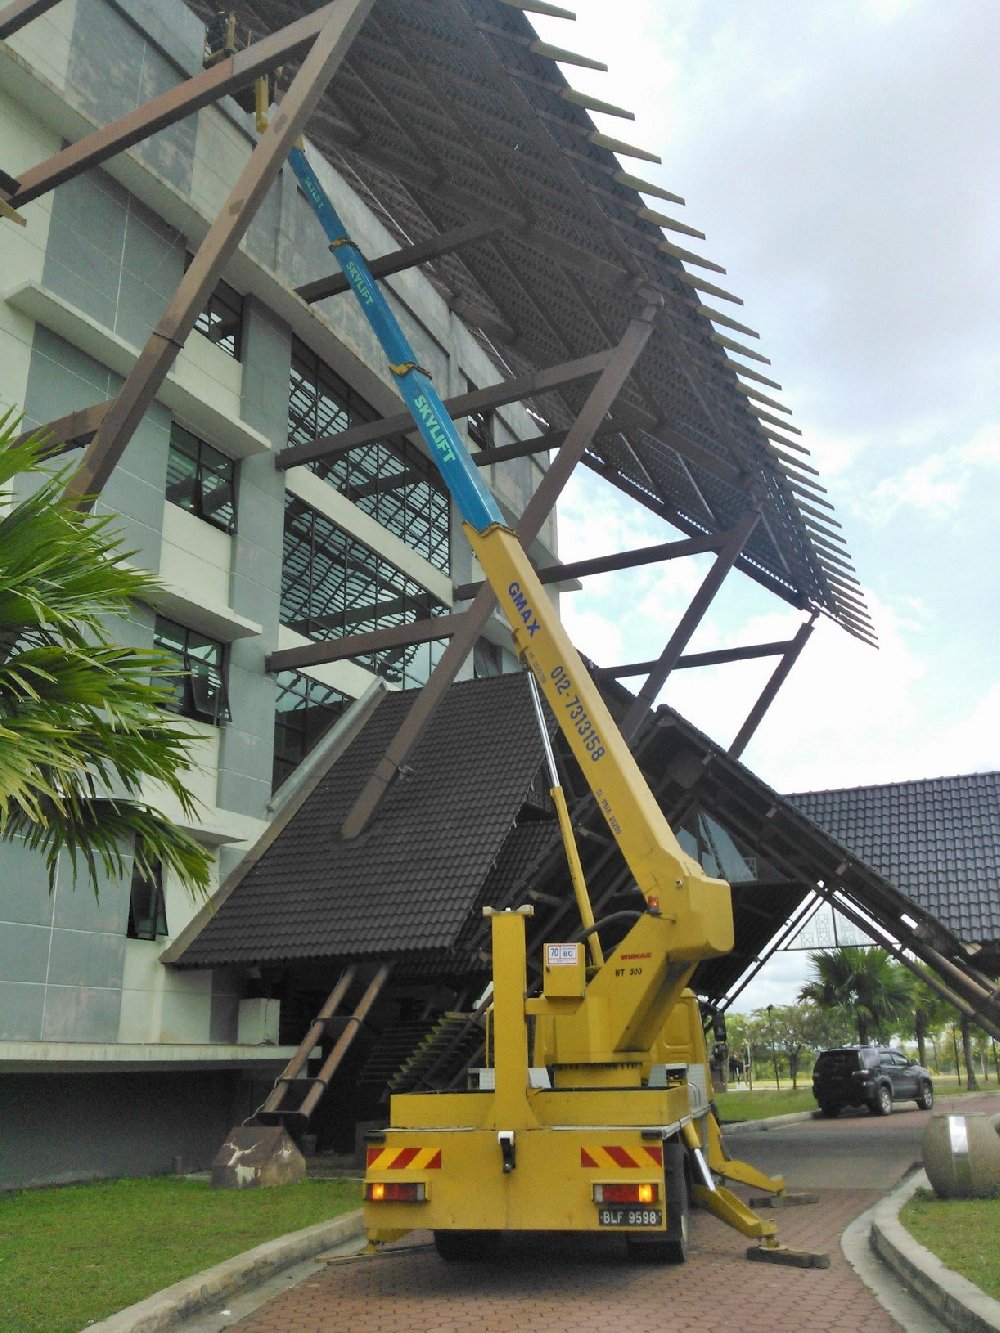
xmin=216 ymin=296 xmax=292 ymax=824
xmin=0 ymin=1068 xmax=253 ymax=1189
xmin=0 ymin=838 xmax=129 ymax=1043
xmin=67 ymin=0 xmax=197 ymax=195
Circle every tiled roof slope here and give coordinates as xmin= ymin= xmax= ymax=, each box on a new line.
xmin=173 ymin=673 xmax=545 ymax=969
xmin=789 ymin=773 xmax=1000 ymax=949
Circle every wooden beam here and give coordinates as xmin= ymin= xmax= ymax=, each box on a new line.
xmin=620 ymin=508 xmax=762 ymax=739
xmin=295 ymin=216 xmax=505 ymax=305
xmin=0 ymin=0 xmax=59 ymax=40
xmin=452 ymin=531 xmax=726 ymax=601
xmin=63 ymin=0 xmax=375 ymax=507
xmin=268 ymin=613 xmax=466 ymax=673
xmin=728 ymin=616 xmax=816 ymax=758
xmin=603 ymin=638 xmax=795 ymax=677
xmin=14 ymin=400 xmax=110 ymax=452
xmin=277 ymin=348 xmax=613 ymax=471
xmin=473 ymin=430 xmax=569 ymax=467
xmin=6 ymin=7 xmax=347 ymax=208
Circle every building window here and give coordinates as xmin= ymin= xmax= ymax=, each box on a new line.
xmin=473 ymin=639 xmax=503 ymax=679
xmin=165 ymin=422 xmax=237 ymax=532
xmin=288 ymin=341 xmax=451 ymax=573
xmin=189 ymin=262 xmax=243 ymax=359
xmin=464 ymin=378 xmax=493 ymax=451
xmin=127 ymin=860 xmax=167 ymax=940
xmin=272 ymin=669 xmax=348 ymax=790
xmin=282 ymin=497 xmax=448 ymax=689
xmin=288 ymin=340 xmax=363 ymax=446
xmin=152 ymin=615 xmax=230 ymax=724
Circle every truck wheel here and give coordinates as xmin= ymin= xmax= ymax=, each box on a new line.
xmin=662 ymin=1144 xmax=691 ymax=1263
xmin=433 ymin=1230 xmax=486 ymax=1262
xmin=818 ymin=1101 xmax=842 ymax=1118
xmin=870 ymin=1083 xmax=892 ymax=1116
xmin=625 ymin=1142 xmax=690 ymax=1264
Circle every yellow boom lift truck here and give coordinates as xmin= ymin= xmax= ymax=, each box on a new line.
xmin=289 ymin=144 xmax=821 ymax=1268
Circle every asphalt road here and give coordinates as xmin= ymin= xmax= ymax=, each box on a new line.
xmin=728 ymin=1088 xmax=1000 ymax=1191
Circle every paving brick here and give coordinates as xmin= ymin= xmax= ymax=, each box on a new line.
xmin=235 ymin=1188 xmax=901 ymax=1332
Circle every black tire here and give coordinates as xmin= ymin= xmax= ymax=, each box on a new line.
xmin=433 ymin=1230 xmax=488 ymax=1261
xmin=870 ymin=1083 xmax=892 ymax=1116
xmin=663 ymin=1143 xmax=691 ymax=1263
xmin=626 ymin=1141 xmax=690 ymax=1264
xmin=916 ymin=1080 xmax=934 ymax=1111
xmin=818 ymin=1101 xmax=842 ymax=1118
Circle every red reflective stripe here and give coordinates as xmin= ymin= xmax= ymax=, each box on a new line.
xmin=366 ymin=1147 xmax=380 ymax=1167
xmin=645 ymin=1145 xmax=663 ymax=1166
xmin=390 ymin=1147 xmax=420 ymax=1169
xmin=604 ymin=1146 xmax=637 ymax=1168
xmin=580 ymin=1147 xmax=598 ymax=1168
xmin=426 ymin=1149 xmax=442 ymax=1169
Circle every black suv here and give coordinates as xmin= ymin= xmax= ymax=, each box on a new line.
xmin=811 ymin=1046 xmax=934 ymax=1117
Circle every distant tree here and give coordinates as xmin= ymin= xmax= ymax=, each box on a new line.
xmin=960 ymin=1014 xmax=979 ymax=1091
xmin=902 ymin=969 xmax=952 ymax=1068
xmin=797 ymin=946 xmax=912 ymax=1044
xmin=0 ymin=413 xmax=212 ymax=895
xmin=752 ymin=1002 xmax=851 ymax=1089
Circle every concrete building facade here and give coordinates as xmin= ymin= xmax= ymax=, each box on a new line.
xmin=0 ymin=0 xmax=552 ymax=1188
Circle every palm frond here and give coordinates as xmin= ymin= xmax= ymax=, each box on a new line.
xmin=0 ymin=411 xmax=214 ymax=897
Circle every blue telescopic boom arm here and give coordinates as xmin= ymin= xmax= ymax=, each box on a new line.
xmin=288 ymin=145 xmax=502 ymax=535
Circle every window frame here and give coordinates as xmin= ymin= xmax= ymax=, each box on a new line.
xmin=288 ymin=339 xmax=451 ymax=573
xmin=272 ymin=668 xmax=348 ymax=791
xmin=152 ymin=615 xmax=231 ymax=725
xmin=166 ymin=421 xmax=237 ymax=533
xmin=188 ymin=259 xmax=244 ymax=361
xmin=126 ymin=859 xmax=168 ymax=941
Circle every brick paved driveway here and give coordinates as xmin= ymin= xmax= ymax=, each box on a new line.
xmin=233 ymin=1093 xmax=999 ymax=1332
xmin=235 ymin=1190 xmax=893 ymax=1333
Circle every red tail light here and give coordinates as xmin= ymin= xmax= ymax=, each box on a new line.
xmin=593 ymin=1182 xmax=659 ymax=1205
xmin=365 ymin=1181 xmax=427 ymax=1203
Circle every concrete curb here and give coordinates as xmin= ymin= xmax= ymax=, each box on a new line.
xmin=87 ymin=1209 xmax=366 ymax=1332
xmin=870 ymin=1170 xmax=1000 ymax=1333
xmin=722 ymin=1110 xmax=816 ymax=1133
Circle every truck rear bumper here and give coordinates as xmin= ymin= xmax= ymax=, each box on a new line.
xmin=364 ymin=1118 xmax=688 ymax=1242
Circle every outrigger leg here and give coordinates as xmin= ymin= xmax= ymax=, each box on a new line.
xmin=682 ymin=1121 xmax=830 ymax=1268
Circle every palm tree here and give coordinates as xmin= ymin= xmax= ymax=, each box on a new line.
xmin=798 ymin=945 xmax=912 ymax=1045
xmin=906 ymin=969 xmax=951 ymax=1068
xmin=0 ymin=411 xmax=212 ymax=894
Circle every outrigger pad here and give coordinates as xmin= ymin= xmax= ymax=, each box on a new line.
xmin=748 ymin=1192 xmax=820 ymax=1209
xmin=746 ymin=1244 xmax=830 ymax=1269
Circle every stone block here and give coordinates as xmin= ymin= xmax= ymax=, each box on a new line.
xmin=211 ymin=1125 xmax=306 ymax=1190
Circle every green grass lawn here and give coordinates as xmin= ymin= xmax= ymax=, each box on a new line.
xmin=714 ymin=1077 xmax=993 ymax=1124
xmin=714 ymin=1086 xmax=817 ymax=1122
xmin=900 ymin=1188 xmax=1000 ymax=1302
xmin=0 ymin=1176 xmax=362 ymax=1333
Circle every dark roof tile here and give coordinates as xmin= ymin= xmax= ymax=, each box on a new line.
xmin=174 ymin=673 xmax=545 ymax=969
xmin=789 ymin=773 xmax=1000 ymax=948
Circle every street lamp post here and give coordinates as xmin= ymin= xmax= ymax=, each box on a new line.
xmin=767 ymin=1003 xmax=781 ymax=1090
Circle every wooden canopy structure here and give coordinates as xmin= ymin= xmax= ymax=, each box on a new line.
xmin=1 ymin=2 xmax=873 ymax=823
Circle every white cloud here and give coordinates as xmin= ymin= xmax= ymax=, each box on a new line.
xmin=729 ymin=951 xmax=815 ymax=1015
xmin=959 ymin=424 xmax=1000 ymax=469
xmin=528 ymin=3 xmax=999 ymax=1014
xmin=536 ymin=3 xmax=999 ymax=797
xmin=856 ymin=421 xmax=1000 ymax=525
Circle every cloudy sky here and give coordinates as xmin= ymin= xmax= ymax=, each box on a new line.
xmin=534 ymin=1 xmax=999 ymax=1008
